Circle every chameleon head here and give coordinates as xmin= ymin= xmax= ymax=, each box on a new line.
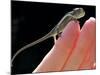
xmin=71 ymin=8 xmax=85 ymax=19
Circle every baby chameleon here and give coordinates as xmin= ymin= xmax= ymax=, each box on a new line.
xmin=11 ymin=8 xmax=85 ymax=66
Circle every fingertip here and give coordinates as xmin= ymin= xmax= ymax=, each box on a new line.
xmin=58 ymin=20 xmax=80 ymax=40
xmin=85 ymin=17 xmax=96 ymax=26
xmin=89 ymin=17 xmax=96 ymax=23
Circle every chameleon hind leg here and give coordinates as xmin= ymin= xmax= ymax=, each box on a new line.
xmin=53 ymin=35 xmax=57 ymax=44
xmin=56 ymin=27 xmax=62 ymax=38
xmin=53 ymin=27 xmax=62 ymax=44
xmin=53 ymin=33 xmax=62 ymax=44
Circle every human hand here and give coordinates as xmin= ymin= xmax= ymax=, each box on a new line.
xmin=33 ymin=17 xmax=96 ymax=73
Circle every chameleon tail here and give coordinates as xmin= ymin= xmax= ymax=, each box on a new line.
xmin=11 ymin=32 xmax=52 ymax=66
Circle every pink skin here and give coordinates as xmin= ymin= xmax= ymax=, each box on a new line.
xmin=33 ymin=17 xmax=96 ymax=73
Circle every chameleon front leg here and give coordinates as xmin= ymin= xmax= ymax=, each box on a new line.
xmin=71 ymin=17 xmax=79 ymax=23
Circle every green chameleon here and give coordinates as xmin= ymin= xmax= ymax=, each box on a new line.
xmin=11 ymin=8 xmax=85 ymax=66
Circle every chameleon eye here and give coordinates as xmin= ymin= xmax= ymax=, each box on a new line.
xmin=73 ymin=8 xmax=79 ymax=11
xmin=73 ymin=8 xmax=83 ymax=12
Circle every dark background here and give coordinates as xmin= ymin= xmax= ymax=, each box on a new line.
xmin=11 ymin=1 xmax=96 ymax=74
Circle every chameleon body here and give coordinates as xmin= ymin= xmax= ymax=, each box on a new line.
xmin=11 ymin=8 xmax=85 ymax=66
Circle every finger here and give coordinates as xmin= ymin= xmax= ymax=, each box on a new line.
xmin=62 ymin=17 xmax=96 ymax=71
xmin=79 ymin=18 xmax=96 ymax=70
xmin=79 ymin=41 xmax=96 ymax=70
xmin=33 ymin=20 xmax=80 ymax=73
